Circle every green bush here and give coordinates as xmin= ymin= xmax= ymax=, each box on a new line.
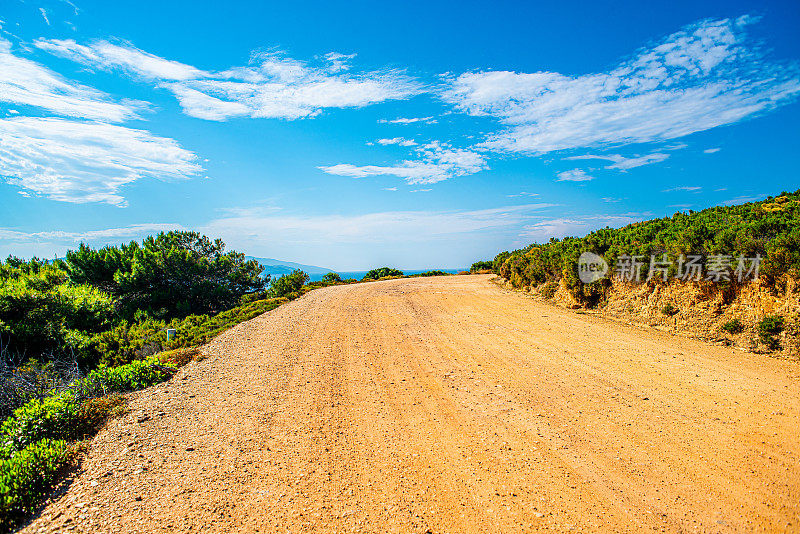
xmin=0 ymin=438 xmax=73 ymax=528
xmin=721 ymin=319 xmax=744 ymax=334
xmin=92 ymin=298 xmax=283 ymax=366
xmin=65 ymin=231 xmax=266 ymax=320
xmin=758 ymin=315 xmax=784 ymax=350
xmin=470 ymin=261 xmax=494 ymax=273
xmin=540 ymin=281 xmax=558 ymax=299
xmin=661 ymin=303 xmax=679 ymax=316
xmin=0 ymin=392 xmax=81 ymax=454
xmin=363 ymin=267 xmax=403 ymax=280
xmin=269 ymin=270 xmax=310 ymax=298
xmin=0 ymin=264 xmax=114 ymax=364
xmin=410 ymin=270 xmax=450 ymax=277
xmin=322 ymin=272 xmax=343 ymax=283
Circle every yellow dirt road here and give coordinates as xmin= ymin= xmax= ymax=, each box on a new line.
xmin=23 ymin=275 xmax=800 ymax=533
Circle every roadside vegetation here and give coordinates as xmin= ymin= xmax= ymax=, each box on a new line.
xmin=493 ymin=192 xmax=800 ymax=303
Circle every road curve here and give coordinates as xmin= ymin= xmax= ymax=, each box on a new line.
xmin=23 ymin=275 xmax=800 ymax=533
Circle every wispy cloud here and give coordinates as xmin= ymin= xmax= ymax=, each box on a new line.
xmin=0 ymin=37 xmax=140 ymax=122
xmin=566 ymin=151 xmax=670 ymax=170
xmin=36 ymin=39 xmax=424 ymax=121
xmin=0 ymin=223 xmax=183 ymax=243
xmin=319 ymin=141 xmax=487 ymax=184
xmin=35 ymin=38 xmax=209 ymax=80
xmin=723 ymin=194 xmax=765 ymax=205
xmin=378 ymin=116 xmax=437 ymax=124
xmin=507 ymin=191 xmax=540 ymax=198
xmin=376 ymin=137 xmax=417 ymax=146
xmin=442 ymin=16 xmax=800 ymax=155
xmin=0 ymin=117 xmax=202 ymax=205
xmin=662 ymin=185 xmax=701 ymax=192
xmin=556 ymin=169 xmax=594 ymax=182
xmin=519 ymin=213 xmax=648 ymax=241
xmin=38 ymin=8 xmax=50 ymax=26
xmin=203 ymin=203 xmax=556 ymax=246
xmin=704 ymin=147 xmax=721 ymax=154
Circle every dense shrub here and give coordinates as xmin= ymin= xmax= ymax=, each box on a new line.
xmin=0 ymin=438 xmax=73 ymax=528
xmin=65 ymin=231 xmax=266 ymax=320
xmin=0 ymin=264 xmax=113 ymax=363
xmin=661 ymin=303 xmax=679 ymax=316
xmin=721 ymin=319 xmax=744 ymax=334
xmin=758 ymin=315 xmax=784 ymax=350
xmin=92 ymin=298 xmax=283 ymax=366
xmin=410 ymin=270 xmax=450 ymax=277
xmin=470 ymin=261 xmax=493 ymax=273
xmin=0 ymin=392 xmax=82 ymax=453
xmin=322 ymin=272 xmax=343 ymax=283
xmin=269 ymin=270 xmax=310 ymax=298
xmin=363 ymin=267 xmax=403 ymax=280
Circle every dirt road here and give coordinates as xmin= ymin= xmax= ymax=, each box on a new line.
xmin=23 ymin=275 xmax=800 ymax=533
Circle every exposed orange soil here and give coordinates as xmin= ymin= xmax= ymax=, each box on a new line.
xmin=22 ymin=275 xmax=800 ymax=533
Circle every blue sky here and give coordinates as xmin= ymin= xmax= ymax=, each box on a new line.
xmin=0 ymin=0 xmax=799 ymax=270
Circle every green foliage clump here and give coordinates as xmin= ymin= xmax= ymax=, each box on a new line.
xmin=0 ymin=263 xmax=113 ymax=363
xmin=409 ymin=270 xmax=450 ymax=277
xmin=470 ymin=261 xmax=494 ymax=273
xmin=363 ymin=267 xmax=404 ymax=280
xmin=65 ymin=231 xmax=266 ymax=320
xmin=0 ymin=392 xmax=82 ymax=453
xmin=493 ymin=192 xmax=800 ymax=306
xmin=0 ymin=438 xmax=73 ymax=528
xmin=758 ymin=315 xmax=784 ymax=350
xmin=721 ymin=319 xmax=744 ymax=334
xmin=322 ymin=272 xmax=343 ymax=283
xmin=661 ymin=303 xmax=679 ymax=316
xmin=269 ymin=270 xmax=310 ymax=298
xmin=91 ymin=298 xmax=282 ymax=367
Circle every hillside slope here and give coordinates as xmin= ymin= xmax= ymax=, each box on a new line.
xmin=22 ymin=276 xmax=799 ymax=533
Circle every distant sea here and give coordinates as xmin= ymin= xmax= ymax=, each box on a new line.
xmin=307 ymin=268 xmax=465 ymax=282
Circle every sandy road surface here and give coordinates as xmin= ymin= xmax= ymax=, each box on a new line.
xmin=22 ymin=275 xmax=800 ymax=533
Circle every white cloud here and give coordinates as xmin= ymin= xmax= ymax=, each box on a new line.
xmin=39 ymin=8 xmax=50 ymax=26
xmin=704 ymin=147 xmax=721 ymax=153
xmin=203 ymin=203 xmax=555 ymax=246
xmin=0 ymin=117 xmax=202 ymax=205
xmin=410 ymin=188 xmax=432 ymax=193
xmin=662 ymin=185 xmax=701 ymax=192
xmin=36 ymin=39 xmax=424 ymax=121
xmin=556 ymin=169 xmax=594 ymax=182
xmin=378 ymin=116 xmax=437 ymax=124
xmin=519 ymin=214 xmax=647 ymax=241
xmin=507 ymin=191 xmax=540 ymax=198
xmin=442 ymin=16 xmax=800 ymax=154
xmin=35 ymin=38 xmax=210 ymax=80
xmin=723 ymin=194 xmax=765 ymax=205
xmin=376 ymin=137 xmax=417 ymax=146
xmin=0 ymin=223 xmax=183 ymax=243
xmin=319 ymin=141 xmax=488 ymax=184
xmin=567 ymin=151 xmax=670 ymax=170
xmin=0 ymin=37 xmax=139 ymax=122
